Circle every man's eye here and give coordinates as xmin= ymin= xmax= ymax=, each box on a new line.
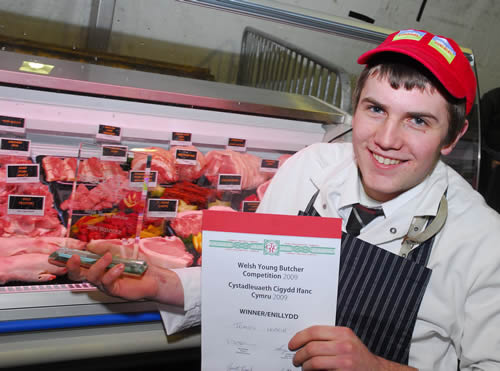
xmin=412 ymin=117 xmax=427 ymax=126
xmin=369 ymin=106 xmax=383 ymax=113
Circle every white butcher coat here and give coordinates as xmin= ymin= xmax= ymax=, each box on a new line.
xmin=159 ymin=142 xmax=500 ymax=370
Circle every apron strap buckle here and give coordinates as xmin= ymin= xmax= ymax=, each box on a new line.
xmin=399 ymin=195 xmax=448 ymax=257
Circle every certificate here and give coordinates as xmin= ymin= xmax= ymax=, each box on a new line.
xmin=201 ymin=210 xmax=342 ymax=371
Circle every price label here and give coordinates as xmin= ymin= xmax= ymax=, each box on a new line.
xmin=242 ymin=201 xmax=260 ymax=212
xmin=147 ymin=198 xmax=178 ymax=218
xmin=217 ymin=174 xmax=242 ymax=191
xmin=0 ymin=115 xmax=25 ymax=134
xmin=260 ymin=159 xmax=279 ymax=173
xmin=175 ymin=148 xmax=198 ymax=165
xmin=100 ymin=145 xmax=128 ymax=162
xmin=129 ymin=170 xmax=158 ymax=188
xmin=0 ymin=138 xmax=31 ymax=156
xmin=96 ymin=124 xmax=122 ymax=142
xmin=6 ymin=164 xmax=39 ymax=183
xmin=171 ymin=132 xmax=192 ymax=146
xmin=8 ymin=195 xmax=45 ymax=216
xmin=226 ymin=138 xmax=246 ymax=152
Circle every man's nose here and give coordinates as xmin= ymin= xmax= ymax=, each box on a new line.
xmin=374 ymin=118 xmax=403 ymax=149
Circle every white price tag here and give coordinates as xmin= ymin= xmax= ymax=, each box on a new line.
xmin=171 ymin=132 xmax=192 ymax=146
xmin=0 ymin=138 xmax=31 ymax=156
xmin=217 ymin=174 xmax=242 ymax=191
xmin=175 ymin=148 xmax=198 ymax=165
xmin=0 ymin=116 xmax=26 ymax=134
xmin=6 ymin=164 xmax=40 ymax=183
xmin=147 ymin=198 xmax=178 ymax=218
xmin=96 ymin=124 xmax=122 ymax=142
xmin=260 ymin=159 xmax=279 ymax=173
xmin=100 ymin=145 xmax=128 ymax=162
xmin=8 ymin=195 xmax=45 ymax=216
xmin=226 ymin=138 xmax=246 ymax=152
xmin=129 ymin=170 xmax=158 ymax=188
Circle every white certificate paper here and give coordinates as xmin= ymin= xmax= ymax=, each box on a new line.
xmin=201 ymin=210 xmax=342 ymax=371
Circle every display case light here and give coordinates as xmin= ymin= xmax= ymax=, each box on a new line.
xmin=130 ymin=148 xmax=158 ymax=153
xmin=19 ymin=61 xmax=55 ymax=75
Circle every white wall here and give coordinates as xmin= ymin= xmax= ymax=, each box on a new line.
xmin=0 ymin=0 xmax=499 ymax=97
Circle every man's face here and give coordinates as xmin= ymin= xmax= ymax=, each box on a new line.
xmin=352 ymin=74 xmax=464 ymax=202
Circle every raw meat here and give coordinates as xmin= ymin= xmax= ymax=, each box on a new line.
xmin=0 ymin=168 xmax=66 ymax=237
xmin=0 ymin=237 xmax=82 ymax=283
xmin=42 ymin=156 xmax=64 ymax=182
xmin=1 ymin=213 xmax=66 ymax=238
xmin=62 ymin=158 xmax=77 ymax=181
xmin=60 ymin=176 xmax=131 ymax=211
xmin=277 ymin=153 xmax=293 ymax=166
xmin=140 ymin=236 xmax=194 ymax=269
xmin=42 ymin=156 xmax=127 ymax=183
xmin=204 ymin=150 xmax=273 ymax=190
xmin=101 ymin=161 xmax=125 ymax=179
xmin=0 ymin=253 xmax=68 ymax=284
xmin=206 ymin=205 xmax=237 ymax=212
xmin=131 ymin=147 xmax=178 ymax=184
xmin=170 ymin=145 xmax=206 ymax=182
xmin=257 ymin=179 xmax=271 ymax=200
xmin=170 ymin=210 xmax=202 ymax=239
xmin=171 ymin=205 xmax=236 ymax=238
xmin=77 ymin=157 xmax=102 ymax=183
xmin=42 ymin=157 xmax=77 ymax=182
xmin=86 ymin=238 xmax=135 ymax=258
xmin=256 ymin=153 xmax=292 ymax=200
xmin=86 ymin=236 xmax=194 ymax=269
xmin=0 ymin=237 xmax=85 ymax=257
xmin=0 ymin=155 xmax=32 ymax=167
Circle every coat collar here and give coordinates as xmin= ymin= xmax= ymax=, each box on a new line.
xmin=310 ymin=150 xmax=449 ymax=245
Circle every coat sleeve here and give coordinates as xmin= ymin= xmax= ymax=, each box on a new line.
xmin=158 ymin=267 xmax=201 ymax=334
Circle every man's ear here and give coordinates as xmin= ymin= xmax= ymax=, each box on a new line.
xmin=441 ymin=120 xmax=469 ymax=156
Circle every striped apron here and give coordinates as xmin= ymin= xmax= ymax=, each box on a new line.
xmin=299 ymin=191 xmax=434 ymax=364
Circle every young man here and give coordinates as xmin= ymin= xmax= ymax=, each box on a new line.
xmin=66 ymin=29 xmax=500 ymax=370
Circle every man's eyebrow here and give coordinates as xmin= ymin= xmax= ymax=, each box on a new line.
xmin=406 ymin=110 xmax=439 ymax=122
xmin=359 ymin=96 xmax=388 ymax=110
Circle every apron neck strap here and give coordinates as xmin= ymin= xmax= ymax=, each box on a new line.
xmin=399 ymin=194 xmax=448 ymax=257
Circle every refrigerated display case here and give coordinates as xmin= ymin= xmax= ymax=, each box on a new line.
xmin=0 ymin=50 xmax=350 ymax=368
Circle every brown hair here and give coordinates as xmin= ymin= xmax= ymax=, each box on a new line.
xmin=352 ymin=53 xmax=467 ymax=146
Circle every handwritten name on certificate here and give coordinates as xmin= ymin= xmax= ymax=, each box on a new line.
xmin=201 ymin=210 xmax=342 ymax=371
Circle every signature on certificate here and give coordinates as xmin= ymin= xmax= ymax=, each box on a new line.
xmin=227 ymin=338 xmax=256 ymax=355
xmin=274 ymin=344 xmax=295 ymax=360
xmin=232 ymin=321 xmax=257 ymax=331
xmin=226 ymin=362 xmax=253 ymax=371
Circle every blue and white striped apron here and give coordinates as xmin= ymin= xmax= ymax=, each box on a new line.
xmin=299 ymin=191 xmax=433 ymax=364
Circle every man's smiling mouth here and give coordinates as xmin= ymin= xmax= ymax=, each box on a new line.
xmin=373 ymin=153 xmax=402 ymax=165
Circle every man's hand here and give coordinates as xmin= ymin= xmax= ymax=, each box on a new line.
xmin=66 ymin=253 xmax=184 ymax=306
xmin=289 ymin=326 xmax=417 ymax=371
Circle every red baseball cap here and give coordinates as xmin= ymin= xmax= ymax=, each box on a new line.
xmin=358 ymin=29 xmax=476 ymax=114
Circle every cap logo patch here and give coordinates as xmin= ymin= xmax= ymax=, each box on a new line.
xmin=392 ymin=29 xmax=426 ymax=42
xmin=428 ymin=36 xmax=456 ymax=64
